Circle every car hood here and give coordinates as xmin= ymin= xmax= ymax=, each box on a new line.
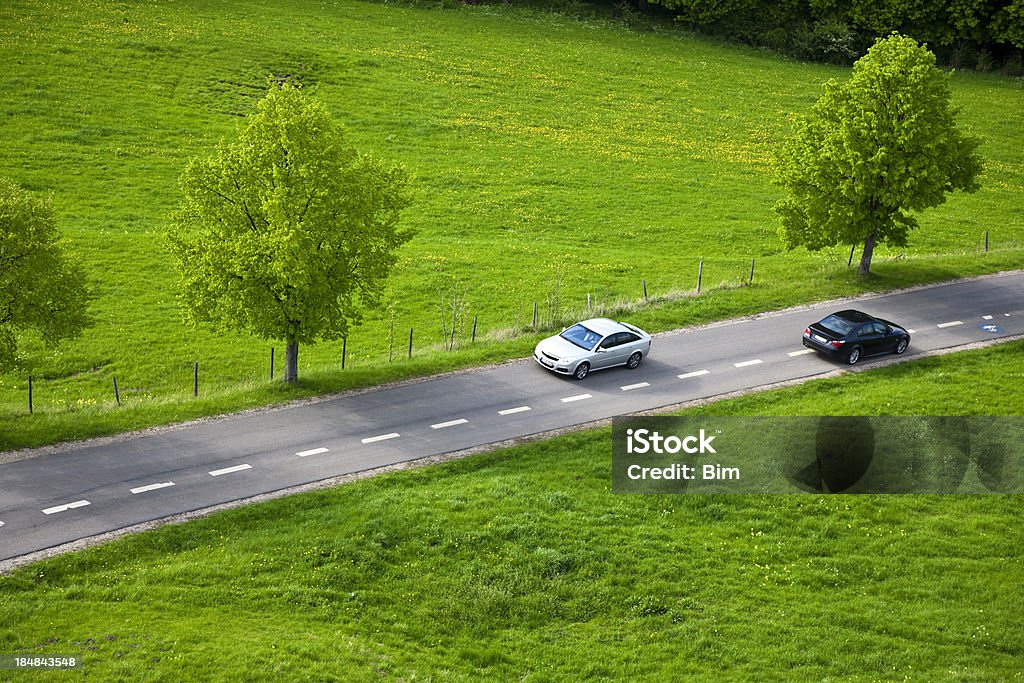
xmin=536 ymin=335 xmax=590 ymax=360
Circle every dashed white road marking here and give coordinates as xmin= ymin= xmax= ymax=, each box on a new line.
xmin=620 ymin=382 xmax=650 ymax=391
xmin=983 ymin=315 xmax=994 ymax=320
xmin=788 ymin=349 xmax=815 ymax=357
xmin=130 ymin=482 xmax=175 ymax=495
xmin=296 ymin=447 xmax=329 ymax=458
xmin=431 ymin=418 xmax=468 ymax=430
xmin=0 ymin=521 xmax=5 ymax=527
xmin=362 ymin=432 xmax=400 ymax=444
xmin=42 ymin=500 xmax=91 ymax=515
xmin=937 ymin=321 xmax=963 ymax=328
xmin=498 ymin=406 xmax=531 ymax=416
xmin=678 ymin=370 xmax=709 ymax=379
xmin=209 ymin=464 xmax=252 ymax=477
xmin=734 ymin=359 xmax=763 ymax=368
xmin=561 ymin=393 xmax=592 ymax=403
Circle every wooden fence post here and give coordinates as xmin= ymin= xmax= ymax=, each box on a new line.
xmin=270 ymin=347 xmax=275 ymax=380
xmin=113 ymin=376 xmax=121 ymax=407
xmin=749 ymin=258 xmax=755 ymax=284
xmin=642 ymin=279 xmax=648 ymax=301
xmin=193 ymin=362 xmax=199 ymax=397
xmin=472 ymin=316 xmax=478 ymax=343
xmin=408 ymin=328 xmax=414 ymax=359
xmin=697 ymin=259 xmax=703 ymax=293
xmin=342 ymin=338 xmax=347 ymax=369
xmin=28 ymin=375 xmax=33 ymax=415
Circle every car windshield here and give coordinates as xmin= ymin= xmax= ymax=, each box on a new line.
xmin=819 ymin=314 xmax=857 ymax=336
xmin=560 ymin=324 xmax=602 ymax=350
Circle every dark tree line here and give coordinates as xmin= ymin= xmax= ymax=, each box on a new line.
xmin=495 ymin=0 xmax=1022 ymax=71
xmin=650 ymin=0 xmax=1023 ymax=69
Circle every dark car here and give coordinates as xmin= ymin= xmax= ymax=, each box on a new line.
xmin=802 ymin=310 xmax=910 ymax=365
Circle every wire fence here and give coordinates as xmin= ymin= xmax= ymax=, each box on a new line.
xmin=13 ymin=232 xmax=1005 ymax=415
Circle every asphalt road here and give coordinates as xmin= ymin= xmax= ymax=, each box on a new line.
xmin=1 ymin=272 xmax=1022 ymax=566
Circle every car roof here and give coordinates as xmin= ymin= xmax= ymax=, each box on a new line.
xmin=829 ymin=310 xmax=875 ymax=323
xmin=575 ymin=318 xmax=630 ymax=336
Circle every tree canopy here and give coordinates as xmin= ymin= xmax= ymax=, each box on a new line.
xmin=0 ymin=177 xmax=91 ymax=369
xmin=168 ymin=83 xmax=412 ymax=382
xmin=773 ymin=33 xmax=983 ymax=275
xmin=647 ymin=0 xmax=1023 ymax=67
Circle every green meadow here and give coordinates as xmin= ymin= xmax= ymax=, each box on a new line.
xmin=2 ymin=341 xmax=1022 ymax=680
xmin=1 ymin=0 xmax=1022 ymax=449
xmin=2 ymin=2 xmax=1023 ymax=678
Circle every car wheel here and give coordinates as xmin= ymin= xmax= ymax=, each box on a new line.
xmin=626 ymin=351 xmax=643 ymax=369
xmin=895 ymin=337 xmax=908 ymax=355
xmin=573 ymin=362 xmax=590 ymax=380
xmin=846 ymin=347 xmax=861 ymax=365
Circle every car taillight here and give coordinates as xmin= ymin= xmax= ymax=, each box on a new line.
xmin=829 ymin=340 xmax=845 ymax=348
xmin=803 ymin=327 xmax=810 ymax=336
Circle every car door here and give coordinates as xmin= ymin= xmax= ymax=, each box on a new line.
xmin=595 ymin=333 xmax=628 ymax=368
xmin=878 ymin=322 xmax=900 ymax=352
xmin=855 ymin=323 xmax=885 ymax=355
xmin=872 ymin=322 xmax=896 ymax=353
xmin=612 ymin=332 xmax=640 ymax=366
xmin=618 ymin=332 xmax=643 ymax=362
xmin=593 ymin=334 xmax=616 ymax=369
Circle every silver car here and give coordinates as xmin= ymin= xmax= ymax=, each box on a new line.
xmin=534 ymin=318 xmax=652 ymax=380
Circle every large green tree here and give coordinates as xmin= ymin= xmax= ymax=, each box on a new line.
xmin=168 ymin=83 xmax=412 ymax=383
xmin=0 ymin=177 xmax=91 ymax=369
xmin=774 ymin=33 xmax=982 ymax=275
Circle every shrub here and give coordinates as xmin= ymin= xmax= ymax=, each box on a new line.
xmin=976 ymin=48 xmax=995 ymax=72
xmin=792 ymin=19 xmax=858 ymax=64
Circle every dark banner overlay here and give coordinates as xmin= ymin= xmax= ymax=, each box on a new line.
xmin=612 ymin=416 xmax=1024 ymax=494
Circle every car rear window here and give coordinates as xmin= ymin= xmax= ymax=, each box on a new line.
xmin=819 ymin=314 xmax=856 ymax=336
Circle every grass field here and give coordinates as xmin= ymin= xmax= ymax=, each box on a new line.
xmin=1 ymin=0 xmax=1023 ymax=450
xmin=2 ymin=341 xmax=1022 ymax=680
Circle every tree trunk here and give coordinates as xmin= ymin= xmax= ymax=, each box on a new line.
xmin=284 ymin=341 xmax=299 ymax=383
xmin=858 ymin=229 xmax=877 ymax=275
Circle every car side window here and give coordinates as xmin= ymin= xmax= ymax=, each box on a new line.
xmin=857 ymin=325 xmax=874 ymax=337
xmin=622 ymin=333 xmax=640 ymax=343
xmin=602 ymin=333 xmax=631 ymax=349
